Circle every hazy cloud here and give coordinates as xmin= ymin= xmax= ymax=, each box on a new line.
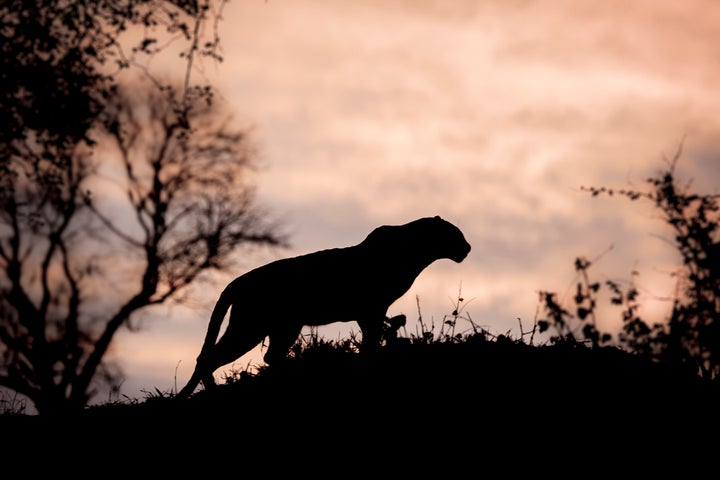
xmin=111 ymin=0 xmax=720 ymax=400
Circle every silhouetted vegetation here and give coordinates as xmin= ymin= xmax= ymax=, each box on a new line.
xmin=538 ymin=144 xmax=720 ymax=380
xmin=1 ymin=0 xmax=223 ymax=175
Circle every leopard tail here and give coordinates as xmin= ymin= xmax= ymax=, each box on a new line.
xmin=198 ymin=285 xmax=234 ymax=358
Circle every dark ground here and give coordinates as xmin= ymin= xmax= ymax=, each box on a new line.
xmin=2 ymin=339 xmax=718 ymax=474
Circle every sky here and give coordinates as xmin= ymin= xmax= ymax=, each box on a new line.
xmin=107 ymin=0 xmax=720 ymax=404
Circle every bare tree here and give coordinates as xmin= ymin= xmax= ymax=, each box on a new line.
xmin=1 ymin=0 xmax=227 ymax=174
xmin=0 ymin=81 xmax=285 ymax=415
xmin=0 ymin=0 xmax=284 ymax=415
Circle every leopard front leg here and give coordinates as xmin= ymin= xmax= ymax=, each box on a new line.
xmin=357 ymin=316 xmax=385 ymax=352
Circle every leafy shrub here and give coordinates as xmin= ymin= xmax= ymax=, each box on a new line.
xmin=538 ymin=145 xmax=720 ymax=379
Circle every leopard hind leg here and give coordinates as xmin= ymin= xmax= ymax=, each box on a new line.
xmin=177 ymin=324 xmax=265 ymax=398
